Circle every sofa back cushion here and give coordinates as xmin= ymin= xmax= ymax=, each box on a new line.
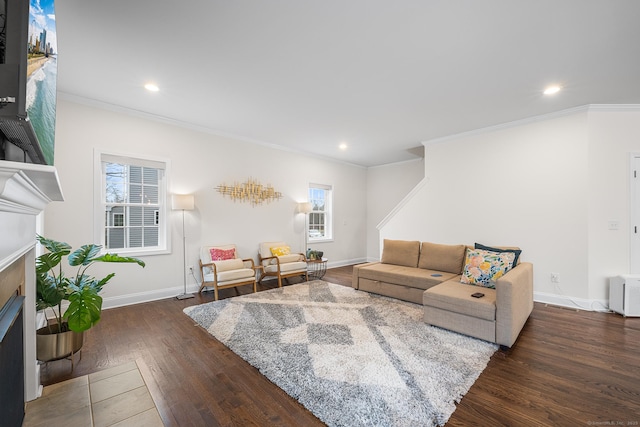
xmin=418 ymin=242 xmax=466 ymax=274
xmin=381 ymin=239 xmax=421 ymax=267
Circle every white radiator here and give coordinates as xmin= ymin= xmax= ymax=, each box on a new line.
xmin=609 ymin=275 xmax=640 ymax=317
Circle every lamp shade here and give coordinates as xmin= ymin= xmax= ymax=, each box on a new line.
xmin=297 ymin=202 xmax=313 ymax=214
xmin=172 ymin=194 xmax=195 ymax=210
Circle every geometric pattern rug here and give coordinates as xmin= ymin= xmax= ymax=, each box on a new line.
xmin=184 ymin=281 xmax=497 ymax=426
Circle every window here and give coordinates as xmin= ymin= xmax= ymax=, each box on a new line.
xmin=308 ymin=183 xmax=332 ymax=241
xmin=95 ymin=152 xmax=170 ymax=256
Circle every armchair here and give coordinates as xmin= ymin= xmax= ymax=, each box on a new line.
xmin=257 ymin=241 xmax=308 ymax=287
xmin=199 ymin=244 xmax=257 ymax=300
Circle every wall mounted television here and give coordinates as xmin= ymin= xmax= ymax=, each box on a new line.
xmin=0 ymin=0 xmax=56 ymax=165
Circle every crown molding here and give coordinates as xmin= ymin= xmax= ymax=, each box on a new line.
xmin=0 ymin=160 xmax=64 ymax=214
xmin=422 ymin=104 xmax=640 ymax=147
xmin=587 ymin=104 xmax=640 ymax=112
xmin=422 ymin=105 xmax=593 ymax=146
xmin=57 ymin=92 xmax=366 ymax=169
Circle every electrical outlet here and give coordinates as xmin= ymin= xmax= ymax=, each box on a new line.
xmin=550 ymin=272 xmax=560 ymax=283
xmin=187 ymin=266 xmax=194 ymax=274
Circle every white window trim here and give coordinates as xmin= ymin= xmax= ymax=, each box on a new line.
xmin=94 ymin=149 xmax=171 ymax=256
xmin=308 ymin=182 xmax=333 ymax=243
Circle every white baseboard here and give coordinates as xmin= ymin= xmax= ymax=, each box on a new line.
xmin=327 ymin=258 xmax=367 ymax=269
xmin=534 ymin=291 xmax=610 ymax=312
xmin=82 ymin=271 xmax=615 ymax=315
xmin=100 ymin=259 xmax=366 ymax=310
xmin=102 ymin=284 xmax=200 ymax=310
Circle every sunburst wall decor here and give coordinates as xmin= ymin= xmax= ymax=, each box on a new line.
xmin=215 ymin=178 xmax=283 ymax=206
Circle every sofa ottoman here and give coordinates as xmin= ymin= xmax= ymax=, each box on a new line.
xmin=423 ymin=257 xmax=533 ymax=347
xmin=423 ymin=281 xmax=498 ymax=343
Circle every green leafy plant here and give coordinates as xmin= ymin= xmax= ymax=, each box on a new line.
xmin=35 ymin=235 xmax=145 ymax=333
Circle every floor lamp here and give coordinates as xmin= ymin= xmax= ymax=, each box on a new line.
xmin=297 ymin=202 xmax=313 ymax=253
xmin=173 ymin=194 xmax=195 ymax=300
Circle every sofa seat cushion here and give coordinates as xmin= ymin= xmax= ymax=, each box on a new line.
xmin=204 ymin=268 xmax=255 ymax=283
xmin=264 ymin=260 xmax=307 ymax=274
xmin=424 ymin=280 xmax=496 ymax=321
xmin=358 ymin=263 xmax=458 ymax=290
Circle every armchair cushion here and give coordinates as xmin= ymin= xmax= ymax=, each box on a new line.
xmin=259 ymin=241 xmax=287 ymax=259
xmin=212 ymin=258 xmax=245 ymax=272
xmin=210 ymin=247 xmax=236 ymax=261
xmin=260 ymin=241 xmax=303 ymax=265
xmin=270 ymin=246 xmax=291 ymax=256
xmin=204 ymin=267 xmax=255 ymax=283
xmin=264 ymin=260 xmax=307 ymax=274
xmin=275 ymin=254 xmax=302 ymax=264
xmin=201 ymin=244 xmax=240 ymax=275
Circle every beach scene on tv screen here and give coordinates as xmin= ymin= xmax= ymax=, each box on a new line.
xmin=27 ymin=0 xmax=56 ymax=166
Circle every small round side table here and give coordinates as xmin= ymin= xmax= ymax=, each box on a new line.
xmin=307 ymin=257 xmax=328 ymax=280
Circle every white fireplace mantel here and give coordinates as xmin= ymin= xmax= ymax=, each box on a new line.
xmin=0 ymin=160 xmax=64 ymax=214
xmin=0 ymin=159 xmax=64 ymax=402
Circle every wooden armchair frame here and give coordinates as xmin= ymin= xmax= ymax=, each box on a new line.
xmin=257 ymin=251 xmax=308 ymax=288
xmin=199 ymin=255 xmax=257 ymax=301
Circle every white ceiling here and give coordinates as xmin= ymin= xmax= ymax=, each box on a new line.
xmin=54 ymin=1 xmax=640 ymax=167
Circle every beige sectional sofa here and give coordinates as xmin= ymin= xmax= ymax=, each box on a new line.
xmin=352 ymin=239 xmax=533 ymax=347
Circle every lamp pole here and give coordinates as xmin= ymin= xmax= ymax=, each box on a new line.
xmin=173 ymin=194 xmax=195 ymax=300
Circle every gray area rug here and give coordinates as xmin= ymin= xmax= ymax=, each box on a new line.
xmin=184 ymin=281 xmax=497 ymax=426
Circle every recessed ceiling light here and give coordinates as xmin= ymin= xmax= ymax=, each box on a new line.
xmin=144 ymin=83 xmax=159 ymax=92
xmin=339 ymin=143 xmax=348 ymax=150
xmin=543 ymin=85 xmax=561 ymax=95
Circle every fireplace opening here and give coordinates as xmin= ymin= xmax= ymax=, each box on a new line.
xmin=0 ymin=294 xmax=25 ymax=427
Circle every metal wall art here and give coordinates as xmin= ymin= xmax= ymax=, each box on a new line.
xmin=215 ymin=178 xmax=283 ymax=206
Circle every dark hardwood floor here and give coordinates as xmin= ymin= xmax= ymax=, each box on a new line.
xmin=40 ymin=266 xmax=640 ymax=426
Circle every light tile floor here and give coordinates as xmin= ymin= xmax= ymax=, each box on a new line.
xmin=23 ymin=361 xmax=164 ymax=427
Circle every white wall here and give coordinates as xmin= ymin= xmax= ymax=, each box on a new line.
xmin=51 ymin=98 xmax=639 ymax=310
xmin=587 ymin=108 xmax=640 ymax=301
xmin=381 ymin=110 xmax=594 ymax=307
xmin=46 ymin=98 xmax=367 ymax=306
xmin=366 ymin=159 xmax=424 ymax=260
xmin=381 ymin=106 xmax=640 ymax=310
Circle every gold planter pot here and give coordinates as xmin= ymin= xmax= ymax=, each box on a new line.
xmin=36 ymin=323 xmax=84 ymax=363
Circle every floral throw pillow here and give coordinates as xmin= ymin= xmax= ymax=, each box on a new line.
xmin=270 ymin=246 xmax=291 ymax=256
xmin=210 ymin=247 xmax=236 ymax=261
xmin=461 ymin=248 xmax=516 ymax=288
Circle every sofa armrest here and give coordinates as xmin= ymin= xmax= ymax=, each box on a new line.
xmin=495 ymin=262 xmax=534 ymax=347
xmin=352 ymin=262 xmax=381 ymax=289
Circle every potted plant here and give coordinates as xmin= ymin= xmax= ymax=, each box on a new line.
xmin=35 ymin=235 xmax=145 ymax=362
